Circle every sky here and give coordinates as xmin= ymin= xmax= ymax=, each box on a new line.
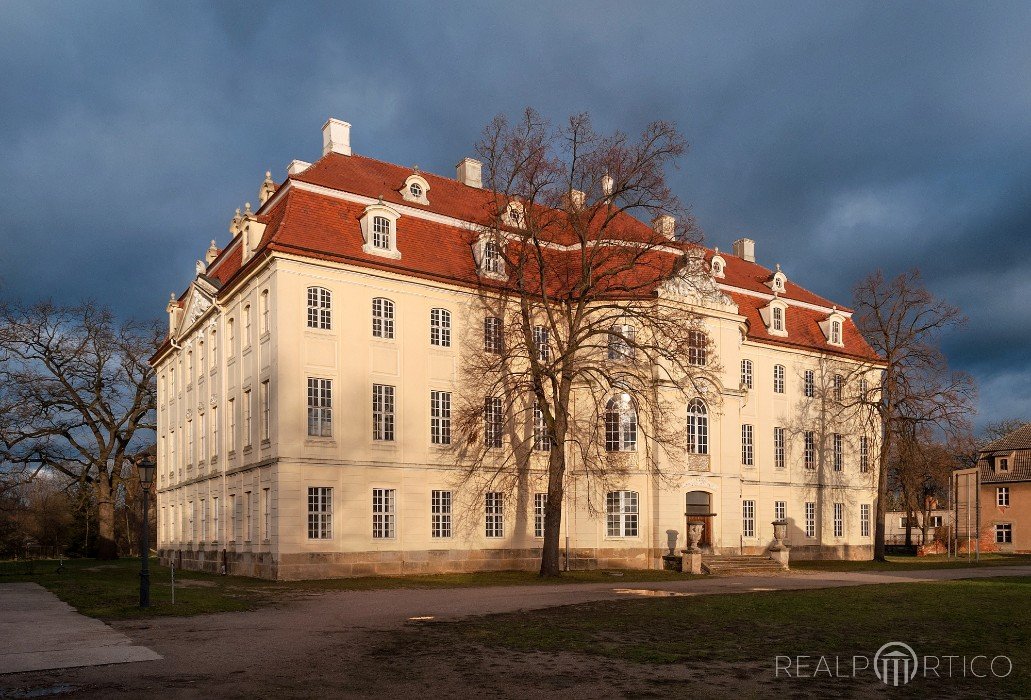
xmin=0 ymin=1 xmax=1028 ymax=429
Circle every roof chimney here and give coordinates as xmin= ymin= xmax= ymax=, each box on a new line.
xmin=456 ymin=157 xmax=482 ymax=188
xmin=601 ymin=174 xmax=614 ymax=197
xmin=322 ymin=118 xmax=352 ymax=157
xmin=733 ymin=237 xmax=755 ymax=263
xmin=652 ymin=214 xmax=676 ymax=238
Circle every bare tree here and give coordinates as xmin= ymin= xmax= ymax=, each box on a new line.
xmin=449 ymin=110 xmax=725 ymax=577
xmin=0 ymin=301 xmax=160 ymax=558
xmin=852 ymin=270 xmax=976 ymax=561
xmin=888 ymin=432 xmax=955 ymax=546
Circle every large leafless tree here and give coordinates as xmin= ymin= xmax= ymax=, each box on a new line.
xmin=449 ymin=109 xmax=724 ymax=577
xmin=852 ymin=270 xmax=976 ymax=561
xmin=0 ymin=301 xmax=160 ymax=558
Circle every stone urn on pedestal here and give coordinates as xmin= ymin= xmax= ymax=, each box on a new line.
xmin=769 ymin=520 xmax=790 ymax=570
xmin=681 ymin=520 xmax=705 ymax=574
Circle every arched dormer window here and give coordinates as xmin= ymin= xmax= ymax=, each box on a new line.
xmin=819 ymin=308 xmax=847 ymax=347
xmin=760 ymin=299 xmax=789 ymax=337
xmin=605 ymin=393 xmax=637 ymax=452
xmin=687 ymin=398 xmax=708 ymax=455
xmin=710 ymin=249 xmax=726 ymax=279
xmin=767 ymin=264 xmax=787 ymax=293
xmin=400 ymin=173 xmax=430 ymax=205
xmin=502 ymin=201 xmax=525 ymax=228
xmin=359 ymin=202 xmax=402 ymax=259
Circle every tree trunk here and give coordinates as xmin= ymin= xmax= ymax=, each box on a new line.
xmin=95 ymin=478 xmax=118 ymax=560
xmin=873 ymin=425 xmax=891 ymax=561
xmin=539 ymin=444 xmax=566 ymax=577
xmin=904 ymin=509 xmax=914 ymax=547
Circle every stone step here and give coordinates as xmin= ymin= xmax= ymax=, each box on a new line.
xmin=701 ymin=555 xmax=784 ymax=575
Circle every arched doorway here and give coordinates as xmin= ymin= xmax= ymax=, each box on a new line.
xmin=686 ymin=491 xmax=716 ymax=548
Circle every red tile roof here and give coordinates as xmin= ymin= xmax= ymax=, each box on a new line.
xmin=155 ymin=152 xmax=881 ymax=364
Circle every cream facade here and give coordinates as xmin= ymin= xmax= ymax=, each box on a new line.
xmin=154 ymin=119 xmax=880 ymax=579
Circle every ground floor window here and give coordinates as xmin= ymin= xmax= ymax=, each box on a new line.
xmin=431 ymin=490 xmax=452 ymax=538
xmin=774 ymin=500 xmax=786 ymax=522
xmin=833 ymin=502 xmax=844 ymax=537
xmin=485 ymin=492 xmax=504 ymax=538
xmin=996 ymin=523 xmax=1012 ymax=544
xmin=805 ymin=502 xmax=816 ymax=538
xmin=860 ymin=503 xmax=871 ymax=537
xmin=307 ymin=487 xmax=332 ymax=539
xmin=606 ymin=491 xmax=639 ymax=537
xmin=373 ymin=488 xmax=396 ymax=538
xmin=742 ymin=499 xmax=755 ymax=538
xmin=534 ymin=492 xmax=547 ymax=538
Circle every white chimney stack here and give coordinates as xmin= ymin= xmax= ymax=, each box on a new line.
xmin=601 ymin=174 xmax=614 ymax=197
xmin=456 ymin=157 xmax=482 ymax=188
xmin=652 ymin=214 xmax=676 ymax=238
xmin=733 ymin=237 xmax=756 ymax=263
xmin=322 ymin=118 xmax=352 ymax=157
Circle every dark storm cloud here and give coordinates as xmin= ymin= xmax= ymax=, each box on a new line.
xmin=0 ymin=0 xmax=1027 ymax=427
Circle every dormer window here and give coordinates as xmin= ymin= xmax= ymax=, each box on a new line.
xmin=767 ymin=264 xmax=787 ymax=293
xmin=819 ymin=309 xmax=847 ymax=347
xmin=360 ymin=202 xmax=402 ymax=259
xmin=503 ymin=201 xmax=525 ymax=228
xmin=476 ymin=236 xmax=506 ymax=279
xmin=710 ymin=250 xmax=726 ymax=279
xmin=760 ymin=299 xmax=789 ymax=337
xmin=998 ymin=456 xmax=1010 ymax=472
xmin=400 ymin=173 xmax=430 ymax=205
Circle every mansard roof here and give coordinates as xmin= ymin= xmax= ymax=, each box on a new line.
xmin=977 ymin=423 xmax=1031 ymax=483
xmin=159 ymin=151 xmax=881 ymax=364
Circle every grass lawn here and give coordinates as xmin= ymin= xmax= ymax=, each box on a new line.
xmin=793 ymin=552 xmax=1031 ymax=572
xmin=0 ymin=557 xmax=692 ymax=620
xmin=399 ymin=577 xmax=1031 ymax=697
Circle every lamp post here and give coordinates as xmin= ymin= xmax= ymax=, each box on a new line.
xmin=135 ymin=454 xmax=156 ymax=608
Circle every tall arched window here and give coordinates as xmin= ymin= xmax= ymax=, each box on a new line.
xmin=605 ymin=393 xmax=637 ymax=452
xmin=607 ymin=324 xmax=635 ymax=361
xmin=430 ymin=308 xmax=451 ymax=347
xmin=687 ymin=398 xmax=708 ymax=454
xmin=372 ymin=298 xmax=395 ymax=339
xmin=307 ymin=287 xmax=331 ymax=330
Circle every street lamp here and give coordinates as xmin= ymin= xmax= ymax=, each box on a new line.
xmin=135 ymin=454 xmax=157 ymax=608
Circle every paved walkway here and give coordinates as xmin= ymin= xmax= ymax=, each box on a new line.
xmin=0 ymin=583 xmax=161 ymax=675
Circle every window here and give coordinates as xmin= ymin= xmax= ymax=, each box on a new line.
xmin=833 ymin=374 xmax=844 ymax=402
xmin=245 ymin=491 xmax=252 ymax=541
xmin=430 ymin=390 xmax=451 ymax=445
xmin=773 ymin=364 xmax=785 ymax=393
xmin=243 ymin=389 xmax=252 ymax=447
xmin=774 ymin=427 xmax=785 ymax=469
xmin=996 ymin=523 xmax=1013 ymax=544
xmin=687 ymin=398 xmax=708 ymax=455
xmin=307 ymin=487 xmax=332 ymax=539
xmin=607 ymin=324 xmax=635 ymax=361
xmin=859 ymin=376 xmax=868 ymax=399
xmin=861 ymin=504 xmax=871 ymax=537
xmin=227 ymin=318 xmax=235 ymax=351
xmin=199 ymin=341 xmax=206 ymax=377
xmin=170 ymin=367 xmax=176 ymax=395
xmin=187 ymin=419 xmax=194 ymax=463
xmin=200 ymin=499 xmax=207 ymax=542
xmin=805 ymin=502 xmax=816 ymax=537
xmin=229 ymin=494 xmax=237 ymax=541
xmin=831 ymin=320 xmax=842 ymax=345
xmin=260 ymin=380 xmax=270 ymax=442
xmin=372 ymin=298 xmax=395 ymax=339
xmin=213 ymin=496 xmax=219 ymax=542
xmin=742 ymin=500 xmax=755 ymax=538
xmin=243 ymin=305 xmax=251 ymax=346
xmin=533 ymin=401 xmax=550 ymax=451
xmin=210 ymin=405 xmax=218 ymax=460
xmin=430 ymin=308 xmax=451 ymax=347
xmin=999 ymin=457 xmax=1009 ymax=471
xmin=484 ymin=396 xmax=503 ymax=448
xmin=409 ymin=182 xmax=423 ymax=198
xmin=372 ymin=488 xmax=396 ymax=538
xmin=372 ymin=216 xmax=391 ymax=249
xmin=741 ymin=359 xmax=753 ymax=389
xmin=307 ymin=287 xmax=331 ymax=330
xmin=534 ymin=493 xmax=547 ymax=538
xmin=227 ymin=398 xmax=236 ymax=453
xmin=833 ymin=433 xmax=843 ymax=471
xmin=189 ymin=501 xmax=195 ymax=541
xmin=741 ymin=424 xmax=754 ymax=466
xmin=483 ymin=316 xmax=503 ymax=354
xmin=860 ymin=436 xmax=869 ymax=472
xmin=186 ymin=351 xmax=193 ymax=382
xmin=431 ymin=490 xmax=452 ymax=538
xmin=307 ymin=378 xmax=332 ymax=437
xmin=997 ymin=487 xmax=1010 ymax=507
xmin=804 ymin=431 xmax=815 ymax=469
xmin=485 ymin=492 xmax=504 ymax=538
xmin=804 ymin=370 xmax=814 ymax=398
xmin=772 ymin=306 xmax=784 ymax=332
xmin=774 ymin=500 xmax=786 ymax=522
xmin=833 ymin=502 xmax=844 ymax=537
xmin=605 ymin=393 xmax=637 ymax=452
xmin=372 ymin=384 xmax=395 ymax=441
xmin=260 ymin=290 xmax=270 ymax=334
xmin=482 ymin=240 xmax=503 ymax=274
xmin=606 ymin=491 xmax=639 ymax=537
xmin=688 ymin=331 xmax=707 ymax=366
xmin=262 ymin=488 xmax=270 ymax=541
xmin=930 ymin=515 xmax=943 ymax=528
xmin=534 ymin=325 xmax=550 ymax=362
xmin=199 ymin=412 xmax=206 ymax=463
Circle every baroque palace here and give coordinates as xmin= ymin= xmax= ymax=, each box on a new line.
xmin=154 ymin=118 xmax=882 ymax=579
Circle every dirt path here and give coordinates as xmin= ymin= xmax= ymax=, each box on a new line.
xmin=2 ymin=566 xmax=1027 ymax=698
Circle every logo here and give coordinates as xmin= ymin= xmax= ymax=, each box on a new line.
xmin=874 ymin=642 xmax=919 ymax=687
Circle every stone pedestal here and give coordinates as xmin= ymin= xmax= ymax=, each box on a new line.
xmin=681 ymin=551 xmax=703 ymax=574
xmin=769 ymin=520 xmax=790 ymax=570
xmin=662 ymin=554 xmax=683 ymax=572
xmin=770 ymin=548 xmax=790 ymax=570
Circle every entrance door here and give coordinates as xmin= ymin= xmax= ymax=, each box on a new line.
xmin=686 ymin=491 xmax=715 ymax=547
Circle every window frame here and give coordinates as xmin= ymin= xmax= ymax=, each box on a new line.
xmin=861 ymin=503 xmax=871 ymax=537
xmin=773 ymin=364 xmax=785 ymax=394
xmin=372 ymin=298 xmax=396 ymax=340
xmin=774 ymin=426 xmax=785 ymax=469
xmin=307 ymin=377 xmax=333 ymax=438
xmin=483 ymin=316 xmax=504 ymax=354
xmin=774 ymin=500 xmax=786 ymax=522
xmin=688 ymin=330 xmax=707 ymax=366
xmin=833 ymin=502 xmax=844 ymax=538
xmin=307 ymin=286 xmax=332 ymax=330
xmin=430 ymin=390 xmax=451 ymax=445
xmin=742 ymin=500 xmax=756 ymax=538
xmin=741 ymin=424 xmax=754 ymax=466
xmin=605 ymin=393 xmax=637 ymax=452
xmin=805 ymin=501 xmax=816 ymax=537
xmin=606 ymin=490 xmax=639 ymax=538
xmin=687 ymin=398 xmax=709 ymax=455
xmin=372 ymin=488 xmax=396 ymax=539
xmin=430 ymin=308 xmax=452 ymax=347
xmin=307 ymin=487 xmax=332 ymax=540
xmin=534 ymin=492 xmax=547 ymax=538
xmin=485 ymin=492 xmax=504 ymax=538
xmin=996 ymin=523 xmax=1013 ymax=544
xmin=484 ymin=396 xmax=503 ymax=448
xmin=372 ymin=384 xmax=396 ymax=442
xmin=833 ymin=433 xmax=843 ymax=471
xmin=741 ymin=359 xmax=753 ymax=389
xmin=431 ymin=490 xmax=452 ymax=538
xmin=997 ymin=487 xmax=1010 ymax=507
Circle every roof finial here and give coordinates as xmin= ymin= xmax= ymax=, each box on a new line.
xmin=413 ymin=164 xmax=420 ymax=173
xmin=776 ymin=263 xmax=782 ymax=272
xmin=244 ymin=202 xmax=252 ymax=216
